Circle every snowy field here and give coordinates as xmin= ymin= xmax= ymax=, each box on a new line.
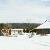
xmin=0 ymin=33 xmax=50 ymax=50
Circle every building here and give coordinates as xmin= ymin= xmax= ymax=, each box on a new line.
xmin=11 ymin=29 xmax=23 ymax=36
xmin=1 ymin=29 xmax=23 ymax=36
xmin=34 ymin=21 xmax=50 ymax=35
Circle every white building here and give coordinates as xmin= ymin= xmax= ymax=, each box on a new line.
xmin=11 ymin=29 xmax=23 ymax=36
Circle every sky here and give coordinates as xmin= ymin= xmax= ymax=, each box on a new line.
xmin=0 ymin=0 xmax=50 ymax=23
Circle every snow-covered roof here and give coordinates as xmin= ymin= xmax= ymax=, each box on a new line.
xmin=11 ymin=29 xmax=23 ymax=31
xmin=35 ymin=22 xmax=50 ymax=29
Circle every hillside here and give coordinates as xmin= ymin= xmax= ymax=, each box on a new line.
xmin=10 ymin=23 xmax=40 ymax=29
xmin=0 ymin=23 xmax=41 ymax=30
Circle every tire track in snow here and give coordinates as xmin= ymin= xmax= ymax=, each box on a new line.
xmin=37 ymin=41 xmax=50 ymax=47
xmin=33 ymin=39 xmax=50 ymax=47
xmin=30 ymin=36 xmax=50 ymax=47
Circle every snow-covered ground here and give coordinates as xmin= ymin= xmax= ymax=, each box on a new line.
xmin=0 ymin=33 xmax=50 ymax=50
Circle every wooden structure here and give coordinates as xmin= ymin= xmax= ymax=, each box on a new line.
xmin=34 ymin=22 xmax=50 ymax=35
xmin=1 ymin=29 xmax=11 ymax=36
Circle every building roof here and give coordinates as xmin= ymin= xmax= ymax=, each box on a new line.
xmin=11 ymin=29 xmax=23 ymax=31
xmin=35 ymin=22 xmax=50 ymax=29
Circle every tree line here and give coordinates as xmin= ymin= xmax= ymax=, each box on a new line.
xmin=0 ymin=23 xmax=40 ymax=35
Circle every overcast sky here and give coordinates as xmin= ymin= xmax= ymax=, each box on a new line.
xmin=0 ymin=0 xmax=50 ymax=23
